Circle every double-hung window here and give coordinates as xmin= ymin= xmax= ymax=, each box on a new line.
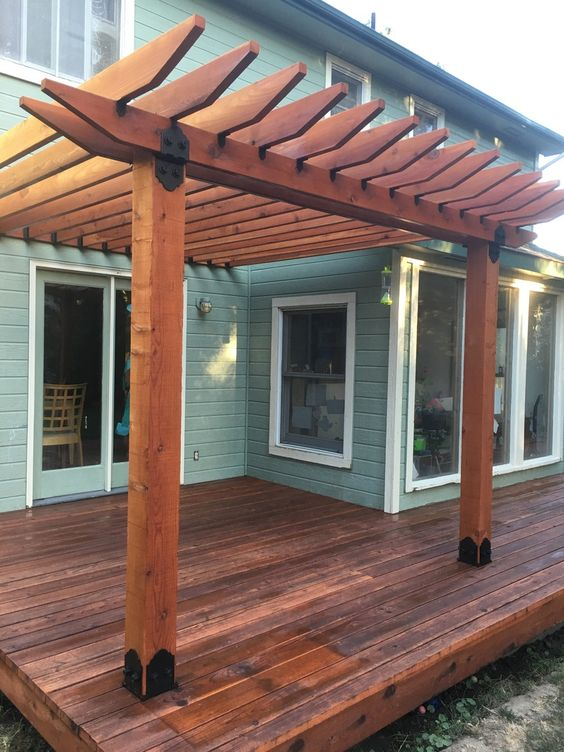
xmin=410 ymin=95 xmax=445 ymax=136
xmin=326 ymin=54 xmax=371 ymax=115
xmin=0 ymin=0 xmax=127 ymax=82
xmin=269 ymin=293 xmax=356 ymax=468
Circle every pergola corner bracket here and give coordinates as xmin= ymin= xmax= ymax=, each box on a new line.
xmin=458 ymin=536 xmax=492 ymax=567
xmin=155 ymin=124 xmax=189 ymax=191
xmin=123 ymin=648 xmax=177 ymax=700
xmin=488 ymin=225 xmax=505 ymax=263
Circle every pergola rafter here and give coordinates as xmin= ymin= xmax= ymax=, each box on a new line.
xmin=1 ymin=14 xmax=563 ymax=702
xmin=2 ymin=21 xmax=562 ymax=258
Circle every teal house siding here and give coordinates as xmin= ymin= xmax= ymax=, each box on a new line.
xmin=135 ymin=0 xmax=325 ymax=100
xmin=0 ymin=0 xmax=562 ymax=514
xmin=0 ymin=235 xmax=250 ymax=512
xmin=0 ymin=238 xmax=130 ymax=513
xmin=246 ymin=249 xmax=393 ymax=509
xmin=183 ymin=265 xmax=249 ymax=485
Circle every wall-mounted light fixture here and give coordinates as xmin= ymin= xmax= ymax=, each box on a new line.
xmin=196 ymin=297 xmax=213 ymax=314
xmin=380 ymin=266 xmax=393 ymax=306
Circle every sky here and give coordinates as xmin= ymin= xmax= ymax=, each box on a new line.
xmin=325 ymin=0 xmax=564 ymax=254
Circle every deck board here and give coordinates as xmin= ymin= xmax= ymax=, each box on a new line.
xmin=0 ymin=475 xmax=563 ymax=752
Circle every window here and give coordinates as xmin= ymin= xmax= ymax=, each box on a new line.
xmin=0 ymin=0 xmax=125 ymax=82
xmin=494 ymin=288 xmax=514 ymax=466
xmin=269 ymin=293 xmax=356 ymax=468
xmin=524 ymin=291 xmax=556 ymax=460
xmin=411 ymin=271 xmax=464 ymax=483
xmin=326 ymin=55 xmax=371 ymax=116
xmin=409 ymin=95 xmax=445 ymax=136
xmin=404 ymin=258 xmax=563 ymax=493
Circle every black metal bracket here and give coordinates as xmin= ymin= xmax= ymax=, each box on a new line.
xmin=123 ymin=648 xmax=176 ymax=700
xmin=458 ymin=536 xmax=492 ymax=567
xmin=488 ymin=226 xmax=505 ymax=264
xmin=155 ymin=125 xmax=189 ymax=192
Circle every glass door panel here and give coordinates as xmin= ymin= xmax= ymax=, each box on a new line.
xmin=34 ymin=271 xmax=109 ymax=500
xmin=111 ymin=284 xmax=131 ymax=487
xmin=494 ymin=288 xmax=514 ymax=466
xmin=412 ymin=272 xmax=464 ymax=481
xmin=524 ymin=292 xmax=556 ymax=460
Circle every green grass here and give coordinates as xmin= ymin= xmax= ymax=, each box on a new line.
xmin=0 ymin=695 xmax=51 ymax=752
xmin=350 ymin=626 xmax=564 ymax=752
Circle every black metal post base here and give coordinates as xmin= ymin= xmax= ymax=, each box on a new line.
xmin=123 ymin=648 xmax=177 ymax=700
xmin=458 ymin=536 xmax=492 ymax=567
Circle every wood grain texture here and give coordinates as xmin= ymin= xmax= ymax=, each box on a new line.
xmin=0 ymin=14 xmax=205 ymax=167
xmin=0 ymin=475 xmax=562 ymax=751
xmin=459 ymin=240 xmax=499 ymax=560
xmin=125 ymin=156 xmax=186 ymax=693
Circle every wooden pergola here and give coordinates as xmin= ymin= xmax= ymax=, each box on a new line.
xmin=1 ymin=15 xmax=563 ymax=701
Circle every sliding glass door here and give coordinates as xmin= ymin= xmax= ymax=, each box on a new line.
xmin=33 ymin=269 xmax=131 ymax=501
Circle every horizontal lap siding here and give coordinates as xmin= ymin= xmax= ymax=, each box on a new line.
xmin=0 ymin=237 xmax=250 ymax=509
xmin=0 ymin=0 xmax=556 ymax=515
xmin=246 ymin=249 xmax=393 ymax=509
xmin=0 ymin=243 xmax=30 ymax=511
xmin=136 ymin=0 xmax=325 ymax=99
xmin=0 ymin=239 xmax=133 ymax=512
xmin=184 ymin=265 xmax=249 ymax=484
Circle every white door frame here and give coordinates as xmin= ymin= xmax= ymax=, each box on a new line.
xmin=26 ymin=260 xmax=187 ymax=507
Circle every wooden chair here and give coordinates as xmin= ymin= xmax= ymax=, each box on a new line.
xmin=43 ymin=384 xmax=87 ymax=466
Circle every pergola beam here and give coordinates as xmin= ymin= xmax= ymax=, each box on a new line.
xmin=1 ymin=16 xmax=562 ymax=702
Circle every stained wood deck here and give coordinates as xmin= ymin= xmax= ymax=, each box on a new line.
xmin=0 ymin=475 xmax=563 ymax=752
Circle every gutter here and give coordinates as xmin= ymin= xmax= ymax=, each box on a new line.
xmin=279 ymin=0 xmax=564 ymax=156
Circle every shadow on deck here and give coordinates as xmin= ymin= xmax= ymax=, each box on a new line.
xmin=0 ymin=474 xmax=563 ymax=751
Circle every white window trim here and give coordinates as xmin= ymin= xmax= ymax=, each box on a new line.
xmin=0 ymin=0 xmax=134 ymax=86
xmin=269 ymin=292 xmax=356 ymax=469
xmin=409 ymin=95 xmax=445 ymax=133
xmin=325 ymin=53 xmax=371 ymax=105
xmin=384 ymin=252 xmax=408 ymax=513
xmin=397 ymin=257 xmax=564 ymax=499
xmin=26 ymin=258 xmax=186 ymax=507
xmin=405 ymin=261 xmax=465 ymax=494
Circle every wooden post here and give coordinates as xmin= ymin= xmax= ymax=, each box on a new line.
xmin=123 ymin=152 xmax=185 ymax=698
xmin=459 ymin=239 xmax=499 ymax=566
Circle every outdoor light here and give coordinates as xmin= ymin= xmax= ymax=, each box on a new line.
xmin=196 ymin=297 xmax=213 ymax=314
xmin=380 ymin=266 xmax=393 ymax=306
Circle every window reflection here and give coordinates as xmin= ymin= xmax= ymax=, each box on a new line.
xmin=412 ymin=273 xmax=464 ymax=481
xmin=42 ymin=283 xmax=103 ymax=470
xmin=524 ymin=292 xmax=555 ymax=460
xmin=494 ymin=288 xmax=514 ymax=465
xmin=113 ymin=289 xmax=131 ymax=463
xmin=281 ymin=308 xmax=347 ymax=453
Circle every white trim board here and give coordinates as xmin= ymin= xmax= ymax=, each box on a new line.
xmin=0 ymin=0 xmax=135 ymax=86
xmin=269 ymin=292 xmax=356 ymax=469
xmin=397 ymin=256 xmax=564 ymax=502
xmin=325 ymin=53 xmax=372 ymax=107
xmin=26 ymin=259 xmax=186 ymax=507
xmin=384 ymin=253 xmax=408 ymax=513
